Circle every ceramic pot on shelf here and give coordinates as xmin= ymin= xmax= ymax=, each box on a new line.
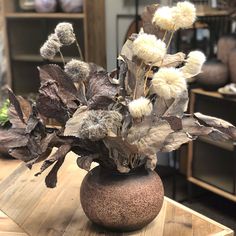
xmin=80 ymin=165 xmax=164 ymax=232
xmin=35 ymin=0 xmax=57 ymax=13
xmin=59 ymin=0 xmax=83 ymax=13
xmin=196 ymin=59 xmax=229 ymax=91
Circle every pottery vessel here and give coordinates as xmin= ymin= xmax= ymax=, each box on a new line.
xmin=35 ymin=0 xmax=57 ymax=13
xmin=196 ymin=60 xmax=229 ymax=91
xmin=229 ymin=49 xmax=236 ymax=83
xmin=59 ymin=0 xmax=83 ymax=13
xmin=80 ymin=166 xmax=164 ymax=232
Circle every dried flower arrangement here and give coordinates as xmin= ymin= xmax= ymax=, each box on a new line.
xmin=1 ymin=1 xmax=236 ymax=189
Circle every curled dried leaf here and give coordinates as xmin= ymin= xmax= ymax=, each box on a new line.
xmin=86 ymin=72 xmax=118 ymax=110
xmin=77 ymin=154 xmax=99 ymax=171
xmin=154 ymin=53 xmax=186 ymax=68
xmin=142 ymin=4 xmax=162 ymax=38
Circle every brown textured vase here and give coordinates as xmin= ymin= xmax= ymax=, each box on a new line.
xmin=80 ymin=166 xmax=164 ymax=232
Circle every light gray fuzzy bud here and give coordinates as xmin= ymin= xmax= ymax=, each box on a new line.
xmin=40 ymin=34 xmax=61 ymax=60
xmin=78 ymin=110 xmax=122 ymax=141
xmin=65 ymin=59 xmax=90 ymax=82
xmin=55 ymin=22 xmax=76 ymax=46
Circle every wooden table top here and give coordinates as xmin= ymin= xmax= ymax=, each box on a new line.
xmin=0 ymin=152 xmax=234 ymax=236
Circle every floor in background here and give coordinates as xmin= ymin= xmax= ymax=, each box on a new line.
xmin=162 ymin=174 xmax=236 ymax=231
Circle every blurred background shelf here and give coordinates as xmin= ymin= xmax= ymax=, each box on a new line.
xmin=2 ymin=0 xmax=106 ymax=96
xmin=187 ymin=89 xmax=236 ymax=201
xmin=5 ymin=12 xmax=85 ymax=19
xmin=12 ymin=54 xmax=72 ymax=63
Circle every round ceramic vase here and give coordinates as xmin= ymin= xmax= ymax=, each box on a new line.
xmin=80 ymin=166 xmax=164 ymax=232
xmin=196 ymin=60 xmax=228 ymax=91
xmin=59 ymin=0 xmax=83 ymax=13
xmin=35 ymin=0 xmax=57 ymax=13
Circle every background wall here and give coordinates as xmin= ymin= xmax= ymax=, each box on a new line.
xmin=105 ymin=0 xmax=169 ymax=71
xmin=0 ymin=1 xmax=7 ymax=104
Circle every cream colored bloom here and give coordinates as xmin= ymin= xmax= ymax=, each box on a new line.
xmin=181 ymin=51 xmax=206 ymax=79
xmin=172 ymin=1 xmax=196 ymax=30
xmin=152 ymin=67 xmax=186 ymax=100
xmin=133 ymin=33 xmax=166 ymax=63
xmin=65 ymin=59 xmax=90 ymax=82
xmin=128 ymin=97 xmax=153 ymax=118
xmin=152 ymin=6 xmax=174 ymax=31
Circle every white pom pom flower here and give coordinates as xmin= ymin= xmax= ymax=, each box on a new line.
xmin=133 ymin=33 xmax=166 ymax=63
xmin=152 ymin=6 xmax=174 ymax=31
xmin=181 ymin=51 xmax=206 ymax=79
xmin=172 ymin=1 xmax=196 ymax=30
xmin=152 ymin=67 xmax=187 ymax=100
xmin=128 ymin=97 xmax=153 ymax=118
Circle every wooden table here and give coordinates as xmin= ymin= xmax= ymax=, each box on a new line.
xmin=0 ymin=152 xmax=234 ymax=236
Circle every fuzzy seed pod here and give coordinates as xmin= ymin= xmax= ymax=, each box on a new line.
xmin=128 ymin=97 xmax=153 ymax=118
xmin=55 ymin=22 xmax=76 ymax=46
xmin=152 ymin=67 xmax=186 ymax=100
xmin=181 ymin=51 xmax=206 ymax=79
xmin=152 ymin=6 xmax=174 ymax=31
xmin=172 ymin=1 xmax=196 ymax=30
xmin=133 ymin=33 xmax=166 ymax=64
xmin=77 ymin=110 xmax=122 ymax=141
xmin=65 ymin=59 xmax=90 ymax=82
xmin=40 ymin=34 xmax=61 ymax=60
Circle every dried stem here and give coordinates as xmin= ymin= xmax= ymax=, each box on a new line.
xmin=166 ymin=31 xmax=175 ymax=50
xmin=58 ymin=50 xmax=65 ymax=66
xmin=162 ymin=30 xmax=168 ymax=42
xmin=133 ymin=61 xmax=144 ymax=99
xmin=75 ymin=39 xmax=84 ymax=61
xmin=144 ymin=63 xmax=154 ymax=96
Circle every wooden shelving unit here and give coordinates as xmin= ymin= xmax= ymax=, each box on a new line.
xmin=1 ymin=0 xmax=106 ymax=95
xmin=187 ymin=88 xmax=236 ymax=202
xmin=5 ymin=12 xmax=86 ymax=19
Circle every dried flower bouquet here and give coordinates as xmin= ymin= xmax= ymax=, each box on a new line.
xmin=1 ymin=2 xmax=236 ymax=188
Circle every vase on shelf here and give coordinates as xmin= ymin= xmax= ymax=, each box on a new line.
xmin=80 ymin=165 xmax=164 ymax=231
xmin=59 ymin=0 xmax=83 ymax=13
xmin=196 ymin=59 xmax=229 ymax=91
xmin=35 ymin=0 xmax=57 ymax=13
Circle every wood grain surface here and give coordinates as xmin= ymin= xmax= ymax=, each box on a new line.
xmin=0 ymin=157 xmax=20 ymax=182
xmin=0 ymin=152 xmax=233 ymax=236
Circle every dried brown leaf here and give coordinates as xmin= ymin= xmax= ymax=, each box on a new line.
xmin=142 ymin=4 xmax=162 ymax=38
xmin=76 ymin=82 xmax=87 ymax=105
xmin=194 ymin=112 xmax=234 ymax=129
xmin=8 ymin=91 xmax=32 ymax=129
xmin=0 ymin=129 xmax=28 ymax=149
xmin=163 ymin=116 xmax=183 ymax=131
xmin=45 ymin=156 xmax=65 ymax=188
xmin=120 ymin=38 xmax=135 ymax=61
xmin=38 ymin=64 xmax=77 ymax=94
xmin=152 ymin=96 xmax=170 ymax=117
xmin=86 ymin=72 xmax=118 ymax=110
xmin=37 ymin=65 xmax=78 ymax=124
xmin=133 ymin=119 xmax=173 ymax=156
xmin=146 ymin=154 xmax=157 ymax=171
xmin=8 ymin=89 xmax=25 ymax=125
xmin=163 ymin=90 xmax=189 ymax=118
xmin=37 ymin=80 xmax=70 ymax=124
xmin=161 ymin=131 xmax=192 ymax=152
xmin=35 ymin=144 xmax=71 ymax=176
xmin=77 ymin=154 xmax=99 ymax=171
xmin=154 ymin=53 xmax=186 ymax=68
